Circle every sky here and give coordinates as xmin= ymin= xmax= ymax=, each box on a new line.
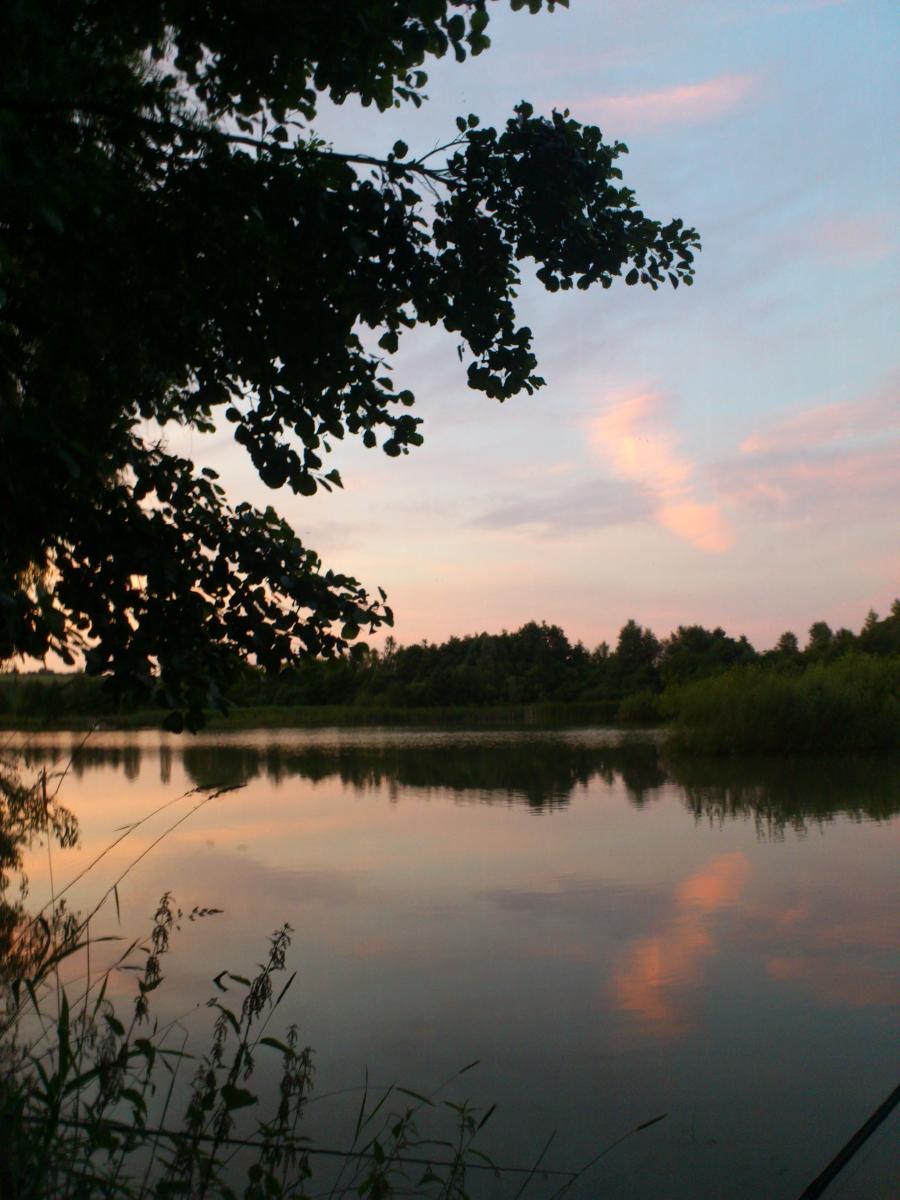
xmin=170 ymin=0 xmax=899 ymax=652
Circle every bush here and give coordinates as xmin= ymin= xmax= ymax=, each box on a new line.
xmin=616 ymin=691 xmax=665 ymax=724
xmin=669 ymin=654 xmax=900 ymax=754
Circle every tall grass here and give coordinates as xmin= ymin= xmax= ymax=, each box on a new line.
xmin=669 ymin=654 xmax=900 ymax=754
xmin=0 ymin=753 xmax=663 ymax=1199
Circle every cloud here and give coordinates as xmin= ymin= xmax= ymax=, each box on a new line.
xmin=612 ymin=853 xmax=751 ymax=1037
xmin=470 ymin=477 xmax=650 ymax=537
xmin=719 ymin=373 xmax=900 ymax=521
xmin=813 ymin=215 xmax=894 ymax=264
xmin=766 ymin=955 xmax=896 ymax=1008
xmin=718 ymin=443 xmax=900 ymax=521
xmin=502 ymin=460 xmax=579 ymax=482
xmin=738 ymin=894 xmax=900 ymax=1011
xmin=587 ymin=390 xmax=734 ymax=552
xmin=575 ymin=73 xmax=757 ymax=132
xmin=772 ymin=214 xmax=896 ymax=270
xmin=739 ymin=373 xmax=899 ymax=457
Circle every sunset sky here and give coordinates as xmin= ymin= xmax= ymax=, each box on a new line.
xmin=168 ymin=0 xmax=898 ymax=651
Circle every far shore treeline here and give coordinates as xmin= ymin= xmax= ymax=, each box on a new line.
xmin=2 ymin=603 xmax=898 ymax=753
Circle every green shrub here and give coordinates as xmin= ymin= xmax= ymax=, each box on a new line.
xmin=668 ymin=654 xmax=900 ymax=754
xmin=616 ymin=691 xmax=665 ymax=724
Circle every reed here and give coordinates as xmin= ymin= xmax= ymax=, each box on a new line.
xmin=669 ymin=654 xmax=900 ymax=754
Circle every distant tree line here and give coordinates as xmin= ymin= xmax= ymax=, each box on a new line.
xmin=1 ymin=602 xmax=898 ymax=723
xmin=225 ymin=601 xmax=900 ymax=709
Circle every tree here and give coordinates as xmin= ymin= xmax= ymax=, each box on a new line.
xmin=804 ymin=620 xmax=833 ymax=659
xmin=612 ymin=619 xmax=660 ymax=695
xmin=858 ymin=602 xmax=900 ymax=658
xmin=659 ymin=623 xmax=757 ymax=685
xmin=1 ymin=0 xmax=699 ymax=727
xmin=768 ymin=630 xmax=802 ymax=672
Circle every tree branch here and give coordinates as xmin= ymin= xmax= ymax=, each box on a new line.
xmin=0 ymin=95 xmax=455 ymax=184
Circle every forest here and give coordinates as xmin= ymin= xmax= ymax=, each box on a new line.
xmin=3 ymin=603 xmax=899 ymax=750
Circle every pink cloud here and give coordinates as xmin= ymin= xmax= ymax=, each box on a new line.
xmin=658 ymin=500 xmax=734 ymax=554
xmin=588 ymin=390 xmax=733 ymax=553
xmin=576 ymin=73 xmax=757 ymax=132
xmin=720 ymin=444 xmax=900 ymax=518
xmin=814 ymin=216 xmax=894 ymax=263
xmin=612 ymin=853 xmax=751 ymax=1037
xmin=740 ymin=372 xmax=899 ymax=457
xmin=719 ymin=374 xmax=900 ymax=522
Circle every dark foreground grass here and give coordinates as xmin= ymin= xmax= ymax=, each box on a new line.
xmin=669 ymin=654 xmax=900 ymax=755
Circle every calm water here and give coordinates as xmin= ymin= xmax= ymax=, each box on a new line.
xmin=7 ymin=728 xmax=900 ymax=1197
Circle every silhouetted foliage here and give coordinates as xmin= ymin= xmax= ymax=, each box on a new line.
xmin=659 ymin=625 xmax=756 ymax=686
xmin=1 ymin=0 xmax=699 ymax=728
xmin=611 ymin=619 xmax=660 ymax=695
xmin=2 ymin=605 xmax=898 ymax=739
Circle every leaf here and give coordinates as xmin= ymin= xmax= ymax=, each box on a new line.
xmin=259 ymin=1036 xmax=291 ymax=1054
xmin=221 ymin=1082 xmax=258 ymax=1111
xmin=477 ymin=1103 xmax=497 ymax=1131
xmin=273 ymin=970 xmax=297 ymax=1007
xmin=392 ymin=140 xmax=408 ymax=159
xmin=213 ymin=1003 xmax=241 ymax=1035
xmin=625 ymin=268 xmax=639 ymax=285
xmin=354 ymin=1068 xmax=369 ymax=1142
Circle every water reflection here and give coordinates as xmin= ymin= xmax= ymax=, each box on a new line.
xmin=15 ymin=734 xmax=900 ymax=830
xmin=612 ymin=852 xmax=751 ymax=1037
xmin=673 ymin=755 xmax=900 ymax=832
xmin=3 ymin=731 xmax=898 ymax=1197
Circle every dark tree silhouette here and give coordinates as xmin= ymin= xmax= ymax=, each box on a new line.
xmin=1 ymin=1 xmax=699 ymax=727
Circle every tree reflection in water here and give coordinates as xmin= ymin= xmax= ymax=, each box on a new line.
xmin=12 ymin=734 xmax=900 ymax=831
xmin=2 ymin=732 xmax=898 ymax=1198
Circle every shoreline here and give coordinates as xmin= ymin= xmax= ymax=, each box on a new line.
xmin=0 ymin=699 xmax=627 ymax=733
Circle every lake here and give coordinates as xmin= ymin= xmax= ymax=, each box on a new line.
xmin=5 ymin=728 xmax=899 ymax=1198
